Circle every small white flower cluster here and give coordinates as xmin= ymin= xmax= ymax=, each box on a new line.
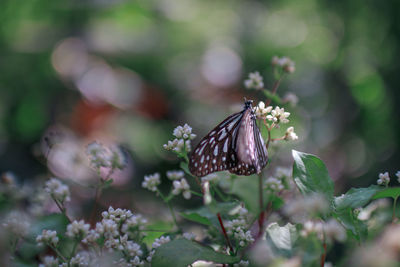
xmin=264 ymin=177 xmax=284 ymax=192
xmin=147 ymin=236 xmax=171 ymax=262
xmin=244 ymin=71 xmax=264 ymax=90
xmin=284 ymin=126 xmax=298 ymax=141
xmin=358 ymin=199 xmax=390 ymax=221
xmin=66 ymin=220 xmax=90 ymax=240
xmin=163 ymin=123 xmax=196 ymax=153
xmin=70 ymin=252 xmax=90 ymax=266
xmin=267 ymin=106 xmax=290 ymax=124
xmin=271 ymin=56 xmax=295 ymax=73
xmin=284 ymin=194 xmax=329 ymax=223
xmin=275 ymin=167 xmax=292 ymax=179
xmin=121 ymin=214 xmax=148 ymax=238
xmin=83 ymin=207 xmax=147 ymax=266
xmin=142 ymin=173 xmax=161 ymax=192
xmin=102 ymin=206 xmax=133 ymax=223
xmin=283 ymin=92 xmax=299 ymax=107
xmin=255 ymin=101 xmax=272 ymax=119
xmin=225 ymin=218 xmax=254 ymax=247
xmin=301 ymin=219 xmax=346 ymax=243
xmin=172 ymin=178 xmax=191 ymax=199
xmin=166 ymin=170 xmax=185 ymax=180
xmin=44 ymin=178 xmax=71 ymax=203
xmin=85 ymin=141 xmax=125 ymax=171
xmin=2 ymin=211 xmax=31 ymax=237
xmin=39 ymin=255 xmax=59 ymax=267
xmin=377 ymin=172 xmax=390 ymax=186
xmin=36 ymin=229 xmax=59 ymax=246
xmin=183 ymin=232 xmax=196 ymax=240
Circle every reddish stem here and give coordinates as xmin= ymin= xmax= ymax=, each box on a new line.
xmin=265 ymin=75 xmax=284 ymax=107
xmin=217 ymin=213 xmax=234 ymax=254
xmin=320 ymin=242 xmax=327 ymax=267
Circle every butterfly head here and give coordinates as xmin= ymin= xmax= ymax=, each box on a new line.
xmin=244 ymin=99 xmax=253 ymax=109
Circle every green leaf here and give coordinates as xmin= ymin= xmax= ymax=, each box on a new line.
xmin=263 ymin=90 xmax=282 ymax=105
xmin=180 ymin=212 xmax=212 ymax=226
xmin=266 ymin=223 xmax=297 ymax=257
xmin=292 ymin=150 xmax=334 ymax=200
xmin=373 ymin=187 xmax=400 ymax=200
xmin=29 ymin=213 xmax=69 ymax=239
xmin=334 ymin=185 xmax=381 ymax=211
xmin=143 ymin=221 xmax=175 ymax=247
xmin=334 ymin=208 xmax=367 ymax=242
xmin=180 ymin=202 xmax=238 ymax=229
xmin=151 ymin=239 xmax=239 ymax=267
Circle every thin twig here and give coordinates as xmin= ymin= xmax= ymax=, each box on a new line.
xmin=217 ymin=213 xmax=234 ymax=254
xmin=265 ymin=75 xmax=285 ymax=107
xmin=320 ymin=242 xmax=327 ymax=267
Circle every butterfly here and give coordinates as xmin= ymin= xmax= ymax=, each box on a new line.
xmin=189 ymin=100 xmax=268 ymax=177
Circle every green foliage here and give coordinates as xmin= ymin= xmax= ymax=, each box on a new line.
xmin=334 ymin=185 xmax=381 ymax=211
xmin=266 ymin=222 xmax=297 ymax=257
xmin=292 ymin=150 xmax=334 ymax=200
xmin=373 ymin=187 xmax=400 ymax=200
xmin=151 ymin=239 xmax=239 ymax=267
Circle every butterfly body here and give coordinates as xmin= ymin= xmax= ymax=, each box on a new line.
xmin=189 ymin=100 xmax=268 ymax=177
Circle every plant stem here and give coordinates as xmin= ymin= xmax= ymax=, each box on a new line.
xmin=393 ymin=196 xmax=398 ymax=222
xmin=265 ymin=74 xmax=285 ymax=107
xmin=167 ymin=201 xmax=179 ymax=229
xmin=217 ymin=213 xmax=234 ymax=254
xmin=49 ymin=244 xmax=67 ymax=262
xmin=320 ymin=242 xmax=327 ymax=267
xmin=257 ymin=174 xmax=265 ymax=238
xmin=52 ymin=196 xmax=72 ymax=222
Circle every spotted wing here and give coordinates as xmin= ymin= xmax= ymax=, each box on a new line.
xmin=228 ymin=109 xmax=268 ymax=176
xmin=189 ymin=111 xmax=244 ymax=177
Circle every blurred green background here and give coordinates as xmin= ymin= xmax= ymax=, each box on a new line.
xmin=0 ymin=0 xmax=399 ymax=193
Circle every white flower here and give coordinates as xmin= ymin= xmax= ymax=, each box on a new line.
xmin=284 ymin=126 xmax=298 ymax=141
xmin=44 ymin=178 xmax=71 ymax=203
xmin=324 ymin=219 xmax=346 ymax=242
xmin=255 ymin=101 xmax=273 ymax=119
xmin=225 ymin=218 xmax=254 ymax=247
xmin=86 ymin=141 xmax=112 ymax=168
xmin=142 ymin=173 xmax=161 ymax=192
xmin=102 ymin=206 xmax=133 ymax=223
xmin=396 ymin=171 xmax=400 ymax=183
xmin=284 ymin=194 xmax=329 ymax=223
xmin=166 ymin=170 xmax=185 ymax=180
xmin=275 ymin=167 xmax=292 ymax=179
xmin=244 ymin=71 xmax=264 ymax=90
xmin=39 ymin=255 xmax=59 ymax=267
xmin=70 ymin=252 xmax=90 ymax=266
xmin=36 ymin=230 xmax=59 ymax=247
xmin=264 ymin=177 xmax=284 ymax=192
xmin=183 ymin=232 xmax=196 ymax=240
xmin=266 ymin=106 xmax=290 ymax=124
xmin=163 ymin=138 xmax=185 ymax=153
xmin=86 ymin=141 xmax=126 ymax=170
xmin=121 ymin=214 xmax=148 ymax=238
xmin=283 ymin=93 xmax=299 ymax=107
xmin=203 ymin=181 xmax=212 ymax=205
xmin=95 ymin=219 xmax=119 ymax=239
xmin=151 ymin=236 xmax=171 ymax=250
xmin=172 ymin=178 xmax=191 ymax=199
xmin=300 ymin=220 xmax=324 ymax=240
xmin=2 ymin=211 xmax=31 ymax=237
xmin=271 ymin=56 xmax=295 ymax=73
xmin=66 ymin=220 xmax=90 ymax=239
xmin=377 ymin=172 xmax=390 ymax=186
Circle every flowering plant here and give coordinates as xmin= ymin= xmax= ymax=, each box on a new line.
xmin=1 ymin=57 xmax=400 ymax=267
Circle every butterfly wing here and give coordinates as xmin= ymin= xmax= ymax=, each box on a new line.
xmin=229 ymin=109 xmax=268 ymax=175
xmin=189 ymin=111 xmax=244 ymax=177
